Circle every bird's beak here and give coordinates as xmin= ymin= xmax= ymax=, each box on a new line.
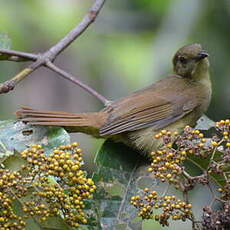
xmin=196 ymin=51 xmax=209 ymax=61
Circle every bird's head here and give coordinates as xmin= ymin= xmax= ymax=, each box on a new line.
xmin=173 ymin=44 xmax=209 ymax=78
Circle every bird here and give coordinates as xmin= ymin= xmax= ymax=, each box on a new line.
xmin=17 ymin=44 xmax=212 ymax=154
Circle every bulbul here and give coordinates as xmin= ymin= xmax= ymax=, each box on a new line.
xmin=17 ymin=44 xmax=212 ymax=154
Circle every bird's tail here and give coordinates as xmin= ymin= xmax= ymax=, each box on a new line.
xmin=16 ymin=106 xmax=107 ymax=137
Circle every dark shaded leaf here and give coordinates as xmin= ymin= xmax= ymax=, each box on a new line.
xmin=187 ymin=116 xmax=226 ymax=187
xmin=93 ymin=140 xmax=157 ymax=230
xmin=93 ymin=116 xmax=226 ymax=229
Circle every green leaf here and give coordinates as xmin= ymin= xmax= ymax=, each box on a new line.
xmin=186 ymin=152 xmax=226 ymax=187
xmin=92 ymin=140 xmax=157 ymax=230
xmin=0 ymin=120 xmax=70 ymax=155
xmin=188 ymin=116 xmax=226 ymax=187
xmin=93 ymin=116 xmax=226 ymax=229
xmin=195 ymin=115 xmax=215 ymax=131
xmin=0 ymin=120 xmax=71 ymax=230
xmin=39 ymin=217 xmax=72 ymax=230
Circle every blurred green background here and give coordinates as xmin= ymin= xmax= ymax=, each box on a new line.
xmin=0 ymin=0 xmax=229 ymax=229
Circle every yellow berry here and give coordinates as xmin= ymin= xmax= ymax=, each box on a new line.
xmin=211 ymin=141 xmax=219 ymax=146
xmin=166 ymin=174 xmax=172 ymax=178
xmin=161 ymin=130 xmax=167 ymax=135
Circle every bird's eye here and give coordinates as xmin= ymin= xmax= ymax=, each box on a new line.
xmin=178 ymin=56 xmax=187 ymax=64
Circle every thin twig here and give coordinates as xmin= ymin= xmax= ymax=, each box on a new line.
xmin=46 ymin=61 xmax=110 ymax=106
xmin=182 ymin=170 xmax=194 ymax=180
xmin=0 ymin=0 xmax=106 ymax=100
xmin=0 ymin=49 xmax=38 ymax=61
xmin=183 ymin=190 xmax=189 ymax=203
xmin=207 ymin=139 xmax=224 ymax=171
xmin=47 ymin=0 xmax=106 ymax=56
xmin=207 ymin=183 xmax=226 ymax=203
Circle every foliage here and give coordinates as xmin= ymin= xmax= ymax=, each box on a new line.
xmin=20 ymin=143 xmax=96 ymax=228
xmin=0 ymin=1 xmax=229 ymax=230
xmin=0 ymin=121 xmax=96 ymax=229
xmin=0 ymin=116 xmax=229 ymax=230
xmin=130 ymin=119 xmax=230 ymax=229
xmin=131 ymin=191 xmax=193 ymax=226
xmin=92 ymin=140 xmax=149 ymax=229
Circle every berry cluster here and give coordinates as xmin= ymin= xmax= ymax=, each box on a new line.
xmin=211 ymin=120 xmax=230 ymax=204
xmin=175 ymin=126 xmax=211 ymax=157
xmin=0 ymin=168 xmax=31 ymax=229
xmin=130 ymin=188 xmax=193 ymax=226
xmin=214 ymin=119 xmax=230 ymax=163
xmin=132 ymin=120 xmax=230 ymax=229
xmin=149 ymin=130 xmax=184 ymax=185
xmin=202 ymin=201 xmax=230 ymax=230
xmin=218 ymin=182 xmax=230 ymax=201
xmin=0 ymin=191 xmax=26 ymax=229
xmin=0 ymin=143 xmax=96 ymax=229
xmin=149 ymin=127 xmax=210 ymax=186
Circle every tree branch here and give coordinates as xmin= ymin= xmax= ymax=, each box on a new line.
xmin=0 ymin=0 xmax=107 ymax=105
xmin=46 ymin=61 xmax=110 ymax=106
xmin=0 ymin=49 xmax=38 ymax=62
xmin=47 ymin=0 xmax=106 ymax=57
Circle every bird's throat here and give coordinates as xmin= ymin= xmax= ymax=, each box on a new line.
xmin=192 ymin=59 xmax=210 ymax=82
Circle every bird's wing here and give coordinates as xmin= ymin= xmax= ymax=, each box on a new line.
xmin=100 ymin=76 xmax=200 ymax=135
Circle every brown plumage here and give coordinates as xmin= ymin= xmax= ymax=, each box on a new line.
xmin=17 ymin=44 xmax=212 ymax=154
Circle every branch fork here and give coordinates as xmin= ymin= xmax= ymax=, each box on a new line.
xmin=0 ymin=0 xmax=109 ymax=106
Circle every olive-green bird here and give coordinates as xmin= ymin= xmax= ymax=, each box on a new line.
xmin=17 ymin=44 xmax=212 ymax=154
